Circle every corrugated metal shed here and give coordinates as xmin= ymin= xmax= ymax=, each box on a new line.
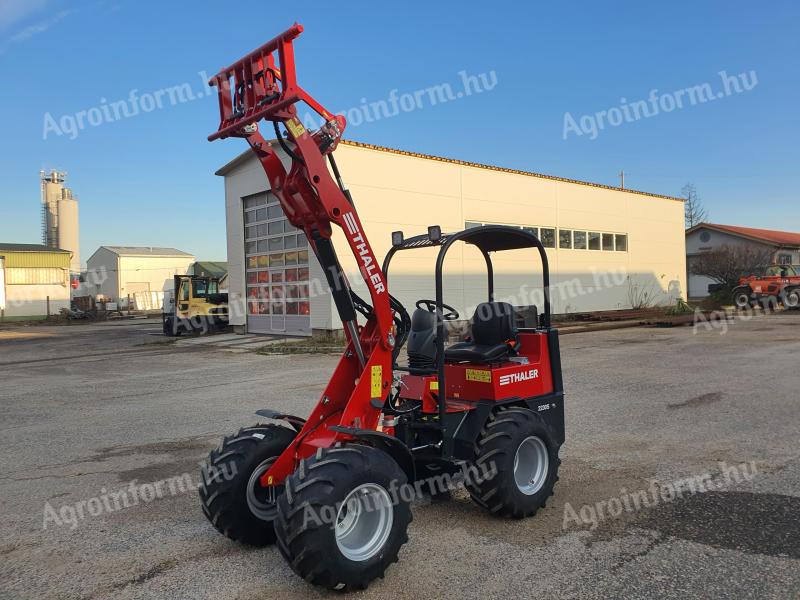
xmin=0 ymin=244 xmax=72 ymax=268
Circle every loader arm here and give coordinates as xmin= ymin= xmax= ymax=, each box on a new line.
xmin=208 ymin=23 xmax=394 ymax=486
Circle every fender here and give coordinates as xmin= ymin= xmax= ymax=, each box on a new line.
xmin=254 ymin=409 xmax=306 ymax=433
xmin=328 ymin=425 xmax=415 ymax=483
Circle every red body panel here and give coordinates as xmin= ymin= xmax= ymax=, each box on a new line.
xmin=399 ymin=332 xmax=554 ymax=413
xmin=740 ymin=274 xmax=800 ymax=296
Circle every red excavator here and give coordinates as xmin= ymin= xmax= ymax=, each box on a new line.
xmin=199 ymin=24 xmax=565 ymax=590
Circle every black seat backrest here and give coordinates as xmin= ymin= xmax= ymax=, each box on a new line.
xmin=407 ymin=309 xmax=437 ymax=372
xmin=515 ymin=304 xmax=538 ymax=329
xmin=471 ymin=302 xmax=517 ymax=345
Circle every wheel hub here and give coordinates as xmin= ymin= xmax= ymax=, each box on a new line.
xmin=335 ymin=483 xmax=393 ymax=562
xmin=513 ymin=435 xmax=549 ymax=496
xmin=735 ymin=292 xmax=753 ymax=308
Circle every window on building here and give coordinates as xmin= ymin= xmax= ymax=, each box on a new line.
xmin=778 ymin=254 xmax=792 ymax=265
xmin=559 ymin=229 xmax=573 ymax=249
xmin=465 ymin=221 xmax=482 ymax=229
xmin=588 ymin=232 xmax=601 ymax=250
xmin=602 ymin=233 xmax=615 ymax=251
xmin=540 ymin=228 xmax=556 ymax=248
xmin=243 ymin=193 xmax=267 ymax=209
xmin=573 ymin=231 xmax=587 ymax=250
xmin=615 ymin=234 xmax=628 ymax=252
xmin=522 ymin=226 xmax=538 ymax=239
xmin=4 ymin=268 xmax=66 ymax=285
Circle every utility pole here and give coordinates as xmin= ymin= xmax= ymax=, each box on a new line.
xmin=618 ymin=170 xmax=626 ymax=189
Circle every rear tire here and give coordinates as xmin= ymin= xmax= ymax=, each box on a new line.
xmin=275 ymin=444 xmax=412 ymax=591
xmin=781 ymin=287 xmax=800 ymax=309
xmin=199 ymin=424 xmax=295 ymax=546
xmin=467 ymin=407 xmax=560 ymax=518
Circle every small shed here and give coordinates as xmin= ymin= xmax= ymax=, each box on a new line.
xmin=0 ymin=243 xmax=72 ymax=320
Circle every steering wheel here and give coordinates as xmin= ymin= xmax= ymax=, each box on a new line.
xmin=416 ymin=299 xmax=460 ymax=321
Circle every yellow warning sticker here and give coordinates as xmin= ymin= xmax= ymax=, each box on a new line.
xmin=466 ymin=369 xmax=492 ymax=383
xmin=371 ymin=365 xmax=382 ymax=398
xmin=286 ymin=118 xmax=306 ymax=138
xmin=429 ymin=381 xmax=439 ymax=391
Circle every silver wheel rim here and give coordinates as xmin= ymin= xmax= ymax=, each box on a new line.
xmin=246 ymin=458 xmax=279 ymax=521
xmin=335 ymin=483 xmax=393 ymax=562
xmin=513 ymin=435 xmax=549 ymax=496
xmin=735 ymin=294 xmax=750 ymax=308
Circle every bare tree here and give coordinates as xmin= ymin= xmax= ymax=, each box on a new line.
xmin=682 ymin=183 xmax=709 ymax=229
xmin=689 ymin=244 xmax=775 ymax=290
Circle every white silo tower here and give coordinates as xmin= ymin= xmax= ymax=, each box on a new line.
xmin=41 ymin=170 xmax=80 ymax=275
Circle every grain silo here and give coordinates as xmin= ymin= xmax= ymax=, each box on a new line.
xmin=40 ymin=170 xmax=80 ymax=274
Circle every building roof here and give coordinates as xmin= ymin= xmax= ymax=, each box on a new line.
xmin=192 ymin=261 xmax=228 ymax=278
xmin=0 ymin=243 xmax=71 ymax=254
xmin=100 ymin=246 xmax=194 ymax=257
xmin=215 ymin=139 xmax=684 ymax=203
xmin=687 ymin=223 xmax=800 ymax=248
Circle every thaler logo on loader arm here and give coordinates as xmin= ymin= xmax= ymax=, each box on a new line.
xmin=343 ymin=211 xmax=385 ymax=294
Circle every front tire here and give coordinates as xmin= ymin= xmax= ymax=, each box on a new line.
xmin=275 ymin=444 xmax=412 ymax=591
xmin=732 ymin=287 xmax=754 ymax=310
xmin=163 ymin=316 xmax=181 ymax=336
xmin=199 ymin=424 xmax=295 ymax=546
xmin=467 ymin=407 xmax=560 ymax=518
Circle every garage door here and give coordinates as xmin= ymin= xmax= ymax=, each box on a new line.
xmin=244 ymin=192 xmax=311 ymax=336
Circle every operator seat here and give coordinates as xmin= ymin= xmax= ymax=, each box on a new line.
xmin=445 ymin=302 xmax=518 ymax=364
xmin=406 ymin=308 xmax=437 ymax=374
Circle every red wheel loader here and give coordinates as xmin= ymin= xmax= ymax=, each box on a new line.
xmin=199 ymin=24 xmax=565 ymax=591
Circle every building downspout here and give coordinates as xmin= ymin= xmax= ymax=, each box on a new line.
xmin=116 ymin=255 xmax=121 ymax=303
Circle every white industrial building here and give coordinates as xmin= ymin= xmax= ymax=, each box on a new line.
xmin=0 ymin=244 xmax=72 ymax=321
xmin=217 ymin=140 xmax=687 ymax=336
xmin=686 ymin=223 xmax=800 ymax=298
xmin=84 ymin=246 xmax=195 ymax=309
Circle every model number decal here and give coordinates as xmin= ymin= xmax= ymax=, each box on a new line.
xmin=499 ymin=369 xmax=539 ymax=386
xmin=538 ymin=403 xmax=551 ymax=411
xmin=465 ymin=369 xmax=492 ymax=383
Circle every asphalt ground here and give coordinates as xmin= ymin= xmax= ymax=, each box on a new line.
xmin=0 ymin=313 xmax=798 ymax=599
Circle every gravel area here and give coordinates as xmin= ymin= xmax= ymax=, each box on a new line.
xmin=0 ymin=313 xmax=798 ymax=599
